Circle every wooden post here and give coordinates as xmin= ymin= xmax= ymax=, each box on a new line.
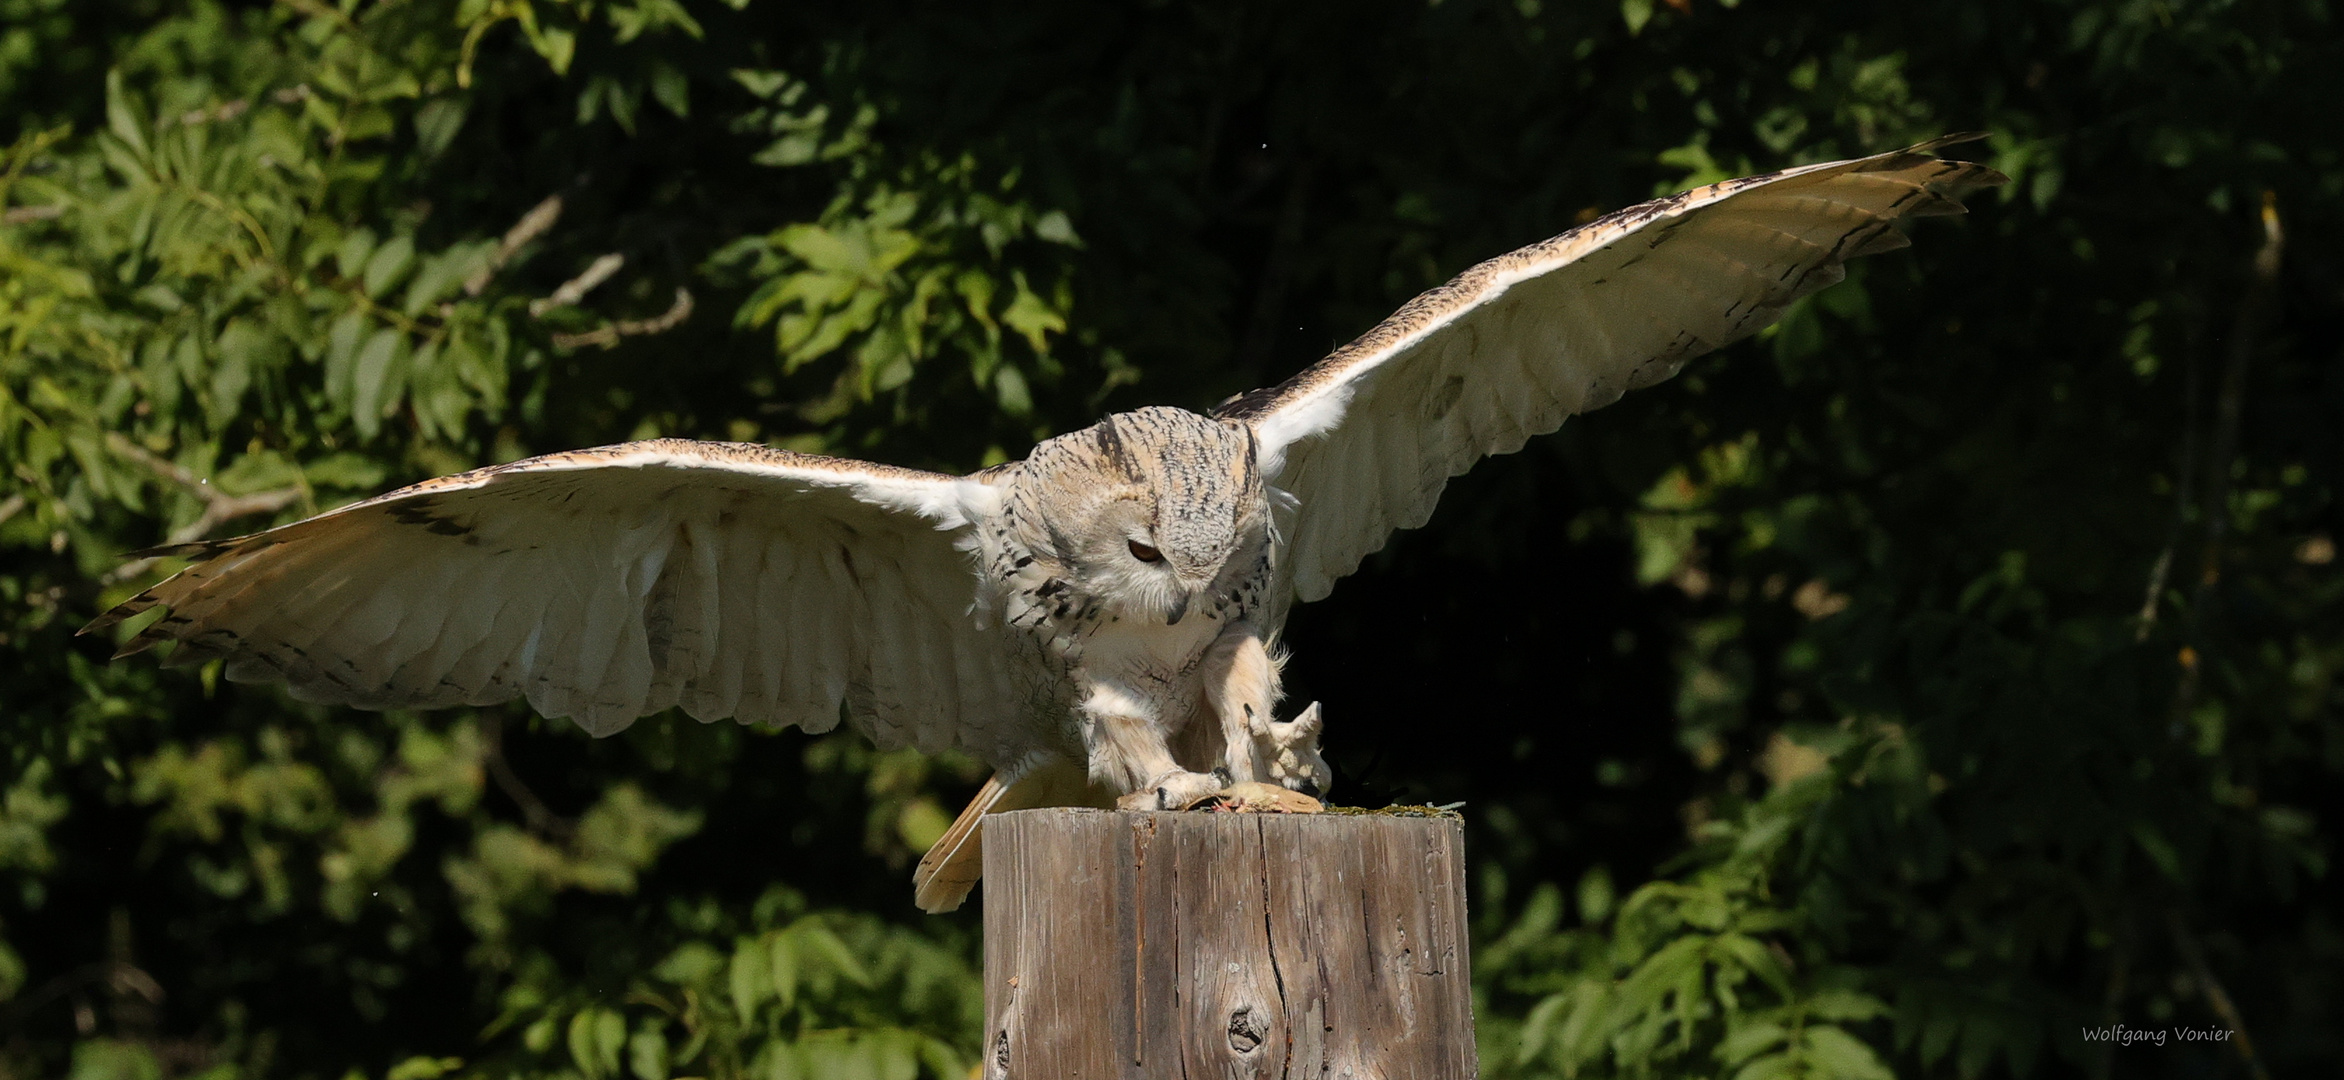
xmin=981 ymin=808 xmax=1476 ymax=1079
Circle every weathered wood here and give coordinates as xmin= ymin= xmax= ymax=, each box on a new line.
xmin=982 ymin=808 xmax=1476 ymax=1079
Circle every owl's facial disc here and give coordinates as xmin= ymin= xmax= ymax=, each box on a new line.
xmin=1067 ymin=511 xmax=1203 ymax=627
xmin=1122 ymin=528 xmax=1199 ymax=624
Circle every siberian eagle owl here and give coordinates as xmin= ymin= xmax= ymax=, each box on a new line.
xmin=86 ymin=137 xmax=2004 ymax=911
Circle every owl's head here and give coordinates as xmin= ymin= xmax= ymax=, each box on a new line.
xmin=1045 ymin=407 xmax=1271 ymax=627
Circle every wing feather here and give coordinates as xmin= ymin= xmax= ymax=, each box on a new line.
xmin=745 ymin=530 xmax=795 ymax=728
xmin=797 ymin=537 xmax=855 ymax=734
xmin=689 ymin=521 xmax=753 ymax=724
xmin=583 ymin=512 xmax=649 ymax=712
xmin=86 ymin=439 xmax=1035 ymax=764
xmin=676 ymin=514 xmax=727 ymax=688
xmin=388 ymin=543 xmax=510 ymax=704
xmin=267 ymin=553 xmax=415 ymax=692
xmin=1221 ymin=136 xmax=2004 ymax=602
xmin=756 ymin=531 xmax=804 ymax=729
xmin=461 ymin=561 xmax=550 ymax=708
xmin=857 ymin=544 xmax=915 ymax=749
xmin=370 ymin=542 xmax=488 ymax=703
xmin=525 ymin=515 xmax=608 ymax=725
xmin=145 ymin=538 xmax=338 ymax=662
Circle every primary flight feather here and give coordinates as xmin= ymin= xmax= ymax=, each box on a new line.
xmin=86 ymin=136 xmax=2005 ymax=912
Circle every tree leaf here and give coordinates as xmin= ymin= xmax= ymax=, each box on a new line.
xmin=349 ymin=328 xmax=406 ymax=438
xmin=362 ymin=235 xmax=417 ymax=298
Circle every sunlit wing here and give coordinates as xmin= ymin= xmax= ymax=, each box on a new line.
xmin=1217 ymin=135 xmax=2007 ymax=608
xmin=83 ymin=439 xmax=1028 ymax=757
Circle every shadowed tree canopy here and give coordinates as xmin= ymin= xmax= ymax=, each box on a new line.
xmin=2 ymin=2 xmax=2338 ymax=1079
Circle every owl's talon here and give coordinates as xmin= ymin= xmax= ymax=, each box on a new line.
xmin=1258 ymin=701 xmax=1333 ymax=800
xmin=1116 ymin=769 xmax=1224 ymax=811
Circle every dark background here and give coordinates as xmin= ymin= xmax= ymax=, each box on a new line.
xmin=3 ymin=1 xmax=2338 ymax=1077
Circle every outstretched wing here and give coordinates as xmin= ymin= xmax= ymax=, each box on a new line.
xmin=1217 ymin=135 xmax=2006 ymax=606
xmin=84 ymin=439 xmax=1027 ymax=758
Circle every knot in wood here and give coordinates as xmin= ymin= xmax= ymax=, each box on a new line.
xmin=1227 ymin=1005 xmax=1266 ymax=1054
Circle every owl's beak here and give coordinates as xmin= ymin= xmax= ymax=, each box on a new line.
xmin=1163 ymin=592 xmax=1190 ymax=625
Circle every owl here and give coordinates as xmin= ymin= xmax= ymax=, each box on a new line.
xmin=85 ymin=137 xmax=2004 ymax=911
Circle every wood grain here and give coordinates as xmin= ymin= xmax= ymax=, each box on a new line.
xmin=982 ymin=808 xmax=1476 ymax=1079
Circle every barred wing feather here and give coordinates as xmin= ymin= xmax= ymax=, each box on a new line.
xmin=83 ymin=439 xmax=1025 ymax=759
xmin=1218 ymin=135 xmax=2006 ymax=607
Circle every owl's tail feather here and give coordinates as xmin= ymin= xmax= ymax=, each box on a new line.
xmin=912 ymin=759 xmax=1113 ymax=913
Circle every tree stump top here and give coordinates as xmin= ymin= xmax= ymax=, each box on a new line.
xmin=982 ymin=807 xmax=1475 ymax=1079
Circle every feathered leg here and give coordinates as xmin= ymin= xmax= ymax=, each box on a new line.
xmin=1079 ymin=679 xmax=1225 ymax=809
xmin=1200 ymin=628 xmax=1279 ymax=783
xmin=1199 ymin=629 xmax=1329 ymax=797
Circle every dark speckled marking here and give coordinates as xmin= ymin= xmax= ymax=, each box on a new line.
xmin=388 ymin=497 xmax=477 ymax=541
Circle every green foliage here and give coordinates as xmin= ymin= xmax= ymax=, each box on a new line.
xmin=1484 ymin=747 xmax=1905 ymax=1079
xmin=6 ymin=1 xmax=2340 ymax=1079
xmin=715 ymin=138 xmax=1081 ymax=427
xmin=493 ymin=890 xmax=979 ymax=1080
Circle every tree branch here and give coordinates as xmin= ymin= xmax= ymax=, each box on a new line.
xmin=103 ymin=435 xmax=302 ymax=581
xmin=2138 ymin=196 xmax=2285 ymax=1080
xmin=0 ymin=960 xmax=164 ymax=1029
xmin=2195 ymin=194 xmax=2284 ymax=608
xmin=480 ymin=716 xmax=576 ymax=840
xmin=2166 ymin=194 xmax=2283 ymax=695
xmin=173 ymin=99 xmax=250 ymax=127
xmin=464 ymin=193 xmax=565 ymax=296
xmin=529 ymin=252 xmax=626 ymax=317
xmin=2166 ymin=910 xmax=2273 ymax=1080
xmin=552 ymin=287 xmax=694 ymax=350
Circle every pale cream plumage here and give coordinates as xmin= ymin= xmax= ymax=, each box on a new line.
xmin=88 ymin=136 xmax=2006 ymax=913
xmin=1220 ymin=135 xmax=2002 ymax=612
xmin=88 ymin=440 xmax=1033 ymax=755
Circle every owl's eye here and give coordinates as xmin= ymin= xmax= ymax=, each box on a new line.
xmin=1128 ymin=540 xmax=1163 ymax=564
